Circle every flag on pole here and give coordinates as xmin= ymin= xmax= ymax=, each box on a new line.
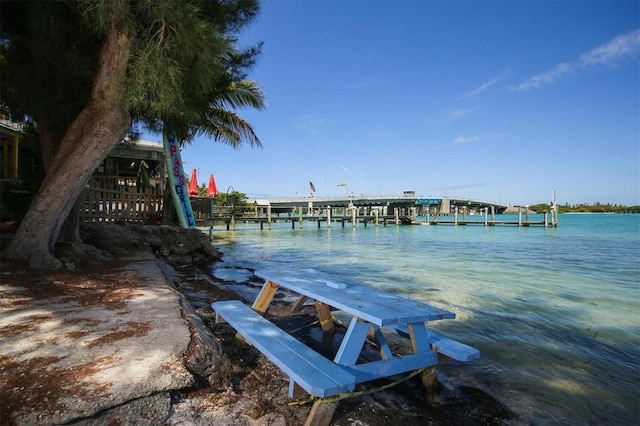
xmin=309 ymin=181 xmax=316 ymax=192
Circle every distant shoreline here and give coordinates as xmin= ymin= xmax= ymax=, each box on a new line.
xmin=562 ymin=212 xmax=630 ymax=215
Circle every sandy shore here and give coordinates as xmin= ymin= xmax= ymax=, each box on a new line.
xmin=0 ymin=223 xmax=515 ymax=425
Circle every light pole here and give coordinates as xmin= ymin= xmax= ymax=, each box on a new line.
xmin=226 ymin=186 xmax=236 ymax=230
xmin=341 ymin=165 xmax=349 ymax=198
xmin=226 ymin=186 xmax=236 ymax=208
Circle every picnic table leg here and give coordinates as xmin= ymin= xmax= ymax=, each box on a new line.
xmin=369 ymin=326 xmax=393 ymax=359
xmin=407 ymin=323 xmax=440 ymax=393
xmin=304 ymin=400 xmax=338 ymax=426
xmin=290 ymin=295 xmax=308 ymax=313
xmin=252 ymin=280 xmax=279 ymax=314
xmin=334 ymin=317 xmax=370 ymax=365
xmin=315 ymin=301 xmax=336 ymax=334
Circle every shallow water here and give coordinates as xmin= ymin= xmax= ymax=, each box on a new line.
xmin=206 ymin=214 xmax=640 ymax=425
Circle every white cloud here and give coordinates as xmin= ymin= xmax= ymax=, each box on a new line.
xmin=512 ymin=28 xmax=640 ymax=91
xmin=446 ymin=108 xmax=474 ymax=120
xmin=459 ymin=70 xmax=511 ymax=99
xmin=580 ymin=29 xmax=640 ymax=66
xmin=452 ymin=136 xmax=481 ymax=145
xmin=511 ymin=62 xmax=573 ymax=91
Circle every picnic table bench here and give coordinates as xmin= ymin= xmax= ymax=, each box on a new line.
xmin=212 ymin=300 xmax=356 ymax=398
xmin=212 ymin=268 xmax=479 ymax=426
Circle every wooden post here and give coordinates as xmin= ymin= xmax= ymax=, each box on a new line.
xmin=12 ymin=134 xmax=19 ymax=178
xmin=406 ymin=323 xmax=440 ymax=393
xmin=394 ymin=207 xmax=399 ymax=225
xmin=518 ymin=207 xmax=522 ymax=227
xmin=420 ymin=366 xmax=440 ymax=393
xmin=299 ymin=207 xmax=303 ymax=229
xmin=251 ymin=281 xmax=279 ymax=313
xmin=491 ymin=205 xmax=495 ymax=223
xmin=2 ymin=141 xmax=7 ymax=179
xmin=351 ymin=207 xmax=356 ymax=226
xmin=304 ymin=400 xmax=338 ymax=426
xmin=374 ymin=208 xmax=379 ymax=225
xmin=484 ymin=207 xmax=488 ymax=226
xmin=544 ymin=212 xmax=548 ymax=227
xmin=327 ymin=206 xmax=331 ymax=228
xmin=454 ymin=206 xmax=459 ymax=226
xmin=267 ymin=205 xmax=272 ymax=230
xmin=315 ymin=301 xmax=335 ymax=334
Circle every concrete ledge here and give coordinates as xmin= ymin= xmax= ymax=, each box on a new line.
xmin=0 ymin=250 xmax=199 ymax=425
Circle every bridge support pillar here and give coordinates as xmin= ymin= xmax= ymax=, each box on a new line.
xmin=440 ymin=197 xmax=451 ymax=216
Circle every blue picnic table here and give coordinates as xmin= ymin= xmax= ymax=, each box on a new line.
xmin=212 ymin=268 xmax=479 ymax=426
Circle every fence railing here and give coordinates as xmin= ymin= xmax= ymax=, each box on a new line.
xmin=80 ymin=176 xmax=163 ymax=223
xmin=79 ymin=177 xmax=250 ymax=224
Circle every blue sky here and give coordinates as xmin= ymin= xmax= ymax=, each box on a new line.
xmin=144 ymin=0 xmax=639 ymax=206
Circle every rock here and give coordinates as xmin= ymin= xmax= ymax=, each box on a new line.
xmin=80 ymin=223 xmax=221 ymax=265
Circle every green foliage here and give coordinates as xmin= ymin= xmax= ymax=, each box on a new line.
xmin=214 ymin=191 xmax=247 ymax=206
xmin=529 ymin=203 xmax=551 ymax=213
xmin=526 ymin=202 xmax=639 ymax=214
xmin=557 ymin=203 xmax=640 ymax=214
xmin=1 ymin=0 xmax=265 ymax=156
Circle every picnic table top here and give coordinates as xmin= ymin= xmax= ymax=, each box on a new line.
xmin=254 ymin=268 xmax=455 ymax=326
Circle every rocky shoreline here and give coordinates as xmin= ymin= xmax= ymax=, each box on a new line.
xmin=0 ymin=223 xmax=514 ymax=425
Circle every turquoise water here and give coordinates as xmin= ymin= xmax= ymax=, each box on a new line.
xmin=207 ymin=214 xmax=640 ymax=425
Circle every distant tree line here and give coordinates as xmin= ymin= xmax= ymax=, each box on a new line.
xmin=529 ymin=203 xmax=640 ymax=214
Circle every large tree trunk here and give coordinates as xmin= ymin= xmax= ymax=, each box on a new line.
xmin=7 ymin=19 xmax=132 ymax=269
xmin=59 ymin=198 xmax=83 ymax=243
xmin=36 ymin=116 xmax=84 ymax=244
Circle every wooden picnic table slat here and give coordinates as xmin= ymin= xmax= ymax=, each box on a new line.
xmin=255 ymin=268 xmax=455 ymax=326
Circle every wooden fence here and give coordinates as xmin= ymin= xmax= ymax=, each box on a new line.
xmin=80 ymin=176 xmax=163 ymax=224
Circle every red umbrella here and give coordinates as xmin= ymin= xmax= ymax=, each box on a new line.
xmin=207 ymin=174 xmax=218 ymax=197
xmin=188 ymin=168 xmax=199 ymax=197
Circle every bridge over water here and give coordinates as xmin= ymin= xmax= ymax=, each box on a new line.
xmin=257 ymin=195 xmax=508 ymax=216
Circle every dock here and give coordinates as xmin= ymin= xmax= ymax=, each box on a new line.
xmin=190 ymin=192 xmax=559 ymax=235
xmin=192 ymin=202 xmax=557 ymax=233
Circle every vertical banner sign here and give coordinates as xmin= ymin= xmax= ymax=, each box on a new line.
xmin=163 ymin=129 xmax=196 ymax=228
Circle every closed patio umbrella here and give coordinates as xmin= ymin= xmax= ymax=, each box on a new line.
xmin=188 ymin=168 xmax=199 ymax=197
xmin=207 ymin=174 xmax=218 ymax=197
